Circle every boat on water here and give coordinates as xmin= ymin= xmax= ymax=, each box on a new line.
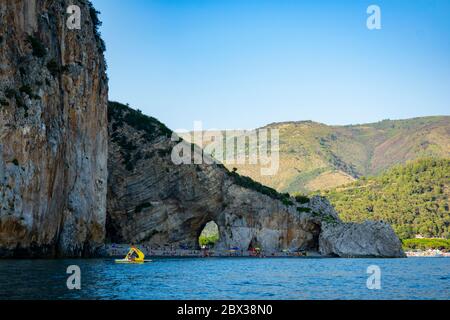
xmin=115 ymin=246 xmax=152 ymax=264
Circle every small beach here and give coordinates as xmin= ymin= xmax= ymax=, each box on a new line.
xmin=106 ymin=244 xmax=321 ymax=258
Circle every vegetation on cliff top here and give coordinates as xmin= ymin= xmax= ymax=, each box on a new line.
xmin=108 ymin=101 xmax=172 ymax=140
xmin=87 ymin=1 xmax=106 ymax=53
xmin=108 ymin=101 xmax=173 ymax=171
xmin=321 ymin=158 xmax=450 ymax=239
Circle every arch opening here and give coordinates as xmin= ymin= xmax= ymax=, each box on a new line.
xmin=248 ymin=237 xmax=260 ymax=251
xmin=198 ymin=221 xmax=219 ymax=249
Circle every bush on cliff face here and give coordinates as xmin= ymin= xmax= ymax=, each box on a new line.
xmin=46 ymin=59 xmax=69 ymax=77
xmin=294 ymin=194 xmax=310 ymax=204
xmin=46 ymin=59 xmax=59 ymax=76
xmin=4 ymin=88 xmax=29 ymax=115
xmin=26 ymin=35 xmax=46 ymax=58
xmin=296 ymin=207 xmax=311 ymax=213
xmin=19 ymin=85 xmax=40 ymax=100
xmin=282 ymin=198 xmax=294 ymax=206
xmin=135 ymin=202 xmax=152 ymax=213
xmin=19 ymin=85 xmax=33 ymax=96
xmin=0 ymin=98 xmax=9 ymax=107
xmin=5 ymin=89 xmax=15 ymax=99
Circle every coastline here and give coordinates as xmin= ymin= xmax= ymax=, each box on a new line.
xmin=405 ymin=249 xmax=450 ymax=257
xmin=105 ymin=244 xmax=450 ymax=259
xmin=106 ymin=244 xmax=325 ymax=259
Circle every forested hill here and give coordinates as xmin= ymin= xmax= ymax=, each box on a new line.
xmin=216 ymin=116 xmax=450 ymax=193
xmin=321 ymin=158 xmax=450 ymax=239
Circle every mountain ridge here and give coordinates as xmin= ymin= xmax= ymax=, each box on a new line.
xmin=261 ymin=115 xmax=449 ymax=129
xmin=182 ymin=116 xmax=449 ymax=193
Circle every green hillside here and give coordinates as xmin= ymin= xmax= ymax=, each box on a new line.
xmin=214 ymin=116 xmax=450 ymax=193
xmin=320 ymin=158 xmax=450 ymax=239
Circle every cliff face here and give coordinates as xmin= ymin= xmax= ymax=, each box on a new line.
xmin=319 ymin=221 xmax=405 ymax=258
xmin=0 ymin=1 xmax=404 ymax=258
xmin=107 ymin=102 xmax=405 ymax=257
xmin=0 ymin=0 xmax=108 ymax=257
xmin=106 ymin=103 xmax=324 ymax=252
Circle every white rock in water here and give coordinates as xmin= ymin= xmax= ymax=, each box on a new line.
xmin=319 ymin=220 xmax=406 ymax=258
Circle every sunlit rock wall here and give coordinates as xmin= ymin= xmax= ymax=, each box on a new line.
xmin=0 ymin=0 xmax=108 ymax=257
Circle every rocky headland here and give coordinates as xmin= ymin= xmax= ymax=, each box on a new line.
xmin=0 ymin=1 xmax=405 ymax=258
xmin=106 ymin=102 xmax=405 ymax=258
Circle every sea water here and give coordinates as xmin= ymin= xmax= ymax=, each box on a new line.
xmin=0 ymin=257 xmax=448 ymax=300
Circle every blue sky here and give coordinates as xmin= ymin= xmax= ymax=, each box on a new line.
xmin=92 ymin=0 xmax=450 ymax=130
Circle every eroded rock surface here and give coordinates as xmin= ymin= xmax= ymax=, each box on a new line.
xmin=0 ymin=0 xmax=108 ymax=257
xmin=107 ymin=102 xmax=405 ymax=257
xmin=0 ymin=2 xmax=405 ymax=258
xmin=106 ymin=103 xmax=324 ymax=252
xmin=319 ymin=221 xmax=406 ymax=258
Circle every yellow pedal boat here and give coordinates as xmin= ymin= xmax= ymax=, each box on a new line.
xmin=115 ymin=246 xmax=152 ymax=264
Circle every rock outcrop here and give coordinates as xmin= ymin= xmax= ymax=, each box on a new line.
xmin=0 ymin=0 xmax=108 ymax=257
xmin=107 ymin=102 xmax=405 ymax=257
xmin=319 ymin=221 xmax=406 ymax=258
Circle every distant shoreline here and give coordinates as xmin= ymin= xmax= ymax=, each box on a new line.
xmin=405 ymin=249 xmax=450 ymax=257
xmin=106 ymin=244 xmax=450 ymax=259
xmin=106 ymin=244 xmax=323 ymax=259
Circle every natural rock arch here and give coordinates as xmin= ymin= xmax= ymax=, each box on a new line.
xmin=197 ymin=220 xmax=220 ymax=249
xmin=106 ymin=102 xmax=405 ymax=258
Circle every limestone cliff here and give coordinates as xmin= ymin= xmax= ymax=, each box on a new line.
xmin=0 ymin=0 xmax=108 ymax=257
xmin=107 ymin=102 xmax=405 ymax=257
xmin=0 ymin=1 xmax=404 ymax=258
